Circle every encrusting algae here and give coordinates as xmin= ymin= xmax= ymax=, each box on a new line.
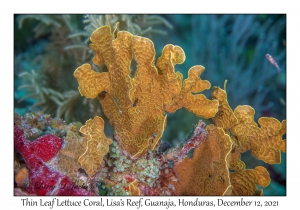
xmin=14 ymin=24 xmax=286 ymax=196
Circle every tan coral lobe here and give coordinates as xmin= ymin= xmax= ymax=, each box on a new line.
xmin=51 ymin=128 xmax=87 ymax=180
xmin=230 ymin=166 xmax=271 ymax=196
xmin=173 ymin=125 xmax=232 ymax=195
xmin=212 ymin=86 xmax=238 ymax=130
xmin=231 ymin=105 xmax=286 ymax=164
xmin=78 ymin=116 xmax=112 ymax=176
xmin=74 ymin=64 xmax=110 ymax=99
xmin=129 ymin=179 xmax=140 ymax=196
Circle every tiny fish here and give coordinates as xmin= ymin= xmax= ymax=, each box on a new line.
xmin=266 ymin=54 xmax=281 ymax=72
xmin=279 ymin=98 xmax=286 ymax=107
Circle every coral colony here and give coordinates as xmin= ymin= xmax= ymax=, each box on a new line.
xmin=14 ymin=25 xmax=286 ymax=196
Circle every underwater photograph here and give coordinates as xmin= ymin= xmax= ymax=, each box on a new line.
xmin=14 ymin=14 xmax=286 ymax=196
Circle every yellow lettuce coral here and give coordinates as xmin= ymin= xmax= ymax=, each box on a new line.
xmin=230 ymin=166 xmax=271 ymax=196
xmin=211 ymin=84 xmax=286 ymax=164
xmin=72 ymin=25 xmax=286 ymax=196
xmin=74 ymin=25 xmax=219 ymax=158
xmin=78 ymin=116 xmax=112 ymax=176
xmin=128 ymin=179 xmax=140 ymax=196
xmin=50 ymin=128 xmax=87 ymax=180
xmin=211 ymin=81 xmax=238 ymax=130
xmin=173 ymin=124 xmax=232 ymax=195
xmin=231 ymin=105 xmax=286 ymax=164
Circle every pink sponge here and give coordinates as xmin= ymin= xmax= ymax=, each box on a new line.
xmin=14 ymin=124 xmax=95 ymax=196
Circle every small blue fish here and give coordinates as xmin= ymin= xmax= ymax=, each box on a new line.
xmin=266 ymin=54 xmax=281 ymax=73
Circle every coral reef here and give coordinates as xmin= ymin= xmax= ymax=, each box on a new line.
xmin=14 ymin=112 xmax=209 ymax=196
xmin=14 ymin=16 xmax=286 ymax=196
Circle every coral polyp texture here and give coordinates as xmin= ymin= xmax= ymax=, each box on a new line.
xmin=14 ymin=24 xmax=286 ymax=196
xmin=231 ymin=106 xmax=286 ymax=164
xmin=78 ymin=116 xmax=112 ymax=176
xmin=173 ymin=124 xmax=232 ymax=196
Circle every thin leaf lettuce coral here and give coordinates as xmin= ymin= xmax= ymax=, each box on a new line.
xmin=74 ymin=25 xmax=219 ymax=159
xmin=72 ymin=25 xmax=285 ymax=195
